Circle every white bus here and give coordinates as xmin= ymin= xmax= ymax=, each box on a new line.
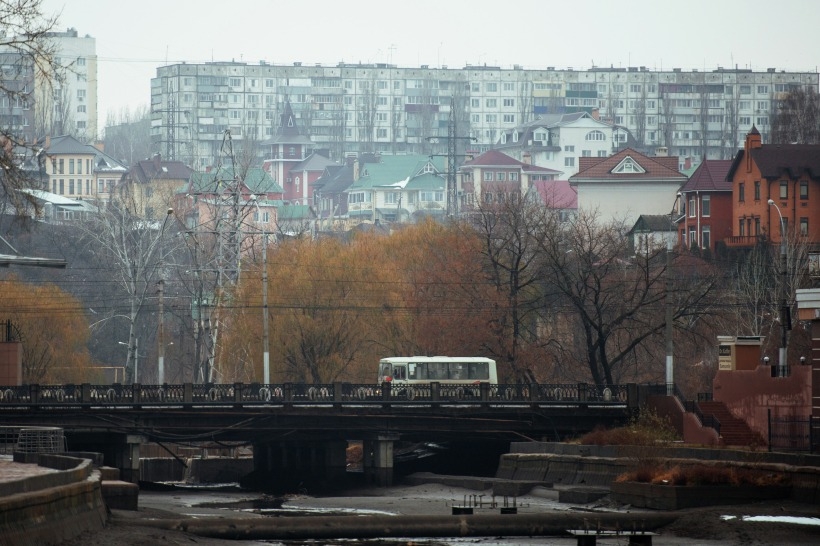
xmin=378 ymin=356 xmax=498 ymax=386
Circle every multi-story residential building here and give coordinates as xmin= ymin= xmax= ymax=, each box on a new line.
xmin=122 ymin=154 xmax=194 ymax=219
xmin=495 ymin=111 xmax=622 ymax=177
xmin=459 ymin=149 xmax=560 ymax=210
xmin=677 ymin=159 xmax=733 ymax=254
xmin=151 ymin=62 xmax=818 ymax=171
xmin=569 ymin=147 xmax=688 ymax=226
xmin=725 ymin=127 xmax=820 ymax=250
xmin=42 ymin=134 xmax=125 ymax=201
xmin=1 ymin=28 xmax=98 ymax=143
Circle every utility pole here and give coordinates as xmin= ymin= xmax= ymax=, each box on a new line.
xmin=666 ymin=192 xmax=682 ymax=395
xmin=158 ymin=278 xmax=165 ymax=384
xmin=768 ymin=199 xmax=789 ymax=377
xmin=262 ymin=233 xmax=270 ymax=384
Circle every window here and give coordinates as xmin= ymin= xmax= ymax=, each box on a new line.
xmin=420 ymin=191 xmax=443 ymax=201
xmin=800 ymin=181 xmax=808 ymax=200
xmin=69 ymin=179 xmax=74 ymax=194
xmin=630 ymin=84 xmax=642 ymax=93
xmin=582 ymin=150 xmax=591 ymax=157
xmin=483 ymin=171 xmax=494 ymax=181
xmin=377 ymin=128 xmax=387 ymax=138
xmin=486 ymin=98 xmax=497 ymax=108
xmin=229 ymin=77 xmax=242 ymax=87
xmin=503 ymin=114 xmax=515 ymax=123
xmin=564 ymin=145 xmax=575 ymax=152
xmin=780 ymin=181 xmax=788 ymax=199
xmin=800 ymin=217 xmax=809 ymax=236
xmin=471 ymin=98 xmax=480 ymax=108
xmin=503 ymin=82 xmax=515 ymax=91
xmin=503 ymin=98 xmax=514 ymax=107
xmin=585 ymin=130 xmax=606 ymax=141
xmin=485 ymin=114 xmax=497 ymax=123
xmin=757 ymin=85 xmax=769 ymax=94
xmin=738 ymin=183 xmax=745 ymax=202
xmin=77 ymin=89 xmax=85 ymax=101
xmin=385 ymin=192 xmax=399 ymax=204
xmin=754 ymin=180 xmax=761 ymax=201
xmin=740 ymin=85 xmax=751 ymax=95
xmin=738 ymin=218 xmax=745 ymax=236
xmin=486 ymin=83 xmax=497 ymax=92
xmin=702 ymin=226 xmax=711 ymax=250
xmin=688 ymin=196 xmax=696 ymax=217
xmin=689 ymin=228 xmax=697 ymax=247
xmin=77 ymin=105 xmax=86 ymax=113
xmin=564 ymin=157 xmax=575 ymax=167
xmin=69 ymin=159 xmax=74 ymax=174
xmin=701 ymin=195 xmax=710 ymax=217
xmin=497 ymin=172 xmax=506 ymax=181
xmin=509 ymin=172 xmax=518 ymax=181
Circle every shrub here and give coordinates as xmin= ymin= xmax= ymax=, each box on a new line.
xmin=578 ymin=407 xmax=679 ymax=446
xmin=615 ymin=463 xmax=788 ymax=487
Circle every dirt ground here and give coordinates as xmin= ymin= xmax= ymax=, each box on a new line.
xmin=59 ymin=483 xmax=820 ymax=546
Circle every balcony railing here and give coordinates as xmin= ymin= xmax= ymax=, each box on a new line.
xmin=723 ymin=234 xmax=767 ymax=248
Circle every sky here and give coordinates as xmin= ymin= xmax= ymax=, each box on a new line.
xmin=40 ymin=0 xmax=820 ymax=135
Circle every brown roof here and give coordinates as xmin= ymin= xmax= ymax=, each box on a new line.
xmin=128 ymin=155 xmax=194 ymax=184
xmin=571 ymin=147 xmax=685 ymax=181
xmin=681 ymin=159 xmax=733 ymax=192
xmin=462 ymin=149 xmax=559 ymax=173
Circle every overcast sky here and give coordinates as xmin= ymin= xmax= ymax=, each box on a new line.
xmin=41 ymin=0 xmax=820 ymax=134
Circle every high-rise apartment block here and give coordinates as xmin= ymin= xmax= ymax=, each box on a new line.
xmin=151 ymin=62 xmax=819 ymax=171
xmin=0 ymin=27 xmax=97 ymax=144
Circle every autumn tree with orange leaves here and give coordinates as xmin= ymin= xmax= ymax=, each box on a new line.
xmin=0 ymin=276 xmax=98 ymax=383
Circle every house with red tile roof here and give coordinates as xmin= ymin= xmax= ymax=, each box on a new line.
xmin=677 ymin=159 xmax=733 ymax=255
xmin=458 ymin=149 xmax=560 ymax=210
xmin=568 ymin=148 xmax=687 ymax=226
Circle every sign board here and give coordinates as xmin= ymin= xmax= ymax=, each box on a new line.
xmin=718 ymin=344 xmax=734 ymax=371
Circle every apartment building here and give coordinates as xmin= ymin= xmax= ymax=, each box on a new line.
xmin=1 ymin=28 xmax=98 ymax=143
xmin=151 ymin=62 xmax=818 ymax=171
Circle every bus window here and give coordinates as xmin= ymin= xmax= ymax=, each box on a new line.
xmin=408 ymin=363 xmax=417 ymax=379
xmin=392 ymin=366 xmax=406 ymax=380
xmin=450 ymin=363 xmax=465 ymax=380
xmin=468 ymin=362 xmax=489 ymax=380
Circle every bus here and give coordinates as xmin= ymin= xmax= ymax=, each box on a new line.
xmin=378 ymin=356 xmax=498 ymax=387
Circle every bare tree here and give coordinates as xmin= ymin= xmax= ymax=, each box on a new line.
xmin=80 ymin=192 xmax=178 ymax=383
xmin=770 ymin=86 xmax=820 ymax=144
xmin=103 ymin=106 xmax=152 ymax=166
xmin=538 ymin=210 xmax=721 ymax=387
xmin=722 ymin=83 xmax=742 ymax=158
xmin=0 ymin=0 xmax=61 ymax=212
xmin=658 ymin=89 xmax=675 ymax=151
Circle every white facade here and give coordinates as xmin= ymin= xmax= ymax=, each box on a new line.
xmin=150 ymin=62 xmax=819 ymax=170
xmin=45 ymin=28 xmax=98 ymax=140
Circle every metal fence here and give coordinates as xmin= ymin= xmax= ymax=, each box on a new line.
xmin=0 ymin=426 xmax=65 ymax=455
xmin=768 ymin=412 xmax=817 ymax=453
xmin=0 ymin=382 xmax=633 ymax=406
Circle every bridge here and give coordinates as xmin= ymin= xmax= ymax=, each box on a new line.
xmin=0 ymin=381 xmax=642 ymax=487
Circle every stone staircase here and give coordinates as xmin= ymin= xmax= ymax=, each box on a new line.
xmin=697 ymin=401 xmax=765 ymax=447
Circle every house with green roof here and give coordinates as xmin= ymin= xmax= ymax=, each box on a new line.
xmin=176 ymin=167 xmax=285 ymax=232
xmin=345 ymin=154 xmax=447 ymax=223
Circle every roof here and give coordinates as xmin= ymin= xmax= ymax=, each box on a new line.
xmin=261 ymin=101 xmax=313 ymax=146
xmin=571 ymin=148 xmax=685 ymax=181
xmin=277 ymin=204 xmax=316 ymax=221
xmin=188 ymin=167 xmax=284 ymax=194
xmin=348 ymin=155 xmax=446 ymax=191
xmin=630 ymin=214 xmax=675 ymax=233
xmin=462 ymin=149 xmax=560 ymax=173
xmin=46 ymin=135 xmax=96 ymax=155
xmin=315 ymin=164 xmax=354 ymax=194
xmin=531 ymin=180 xmax=577 ymax=209
xmin=727 ymin=144 xmax=820 ymax=181
xmin=291 ymin=152 xmax=337 ymax=173
xmin=681 ymin=159 xmax=733 ymax=192
xmin=128 ymin=155 xmax=194 ymax=183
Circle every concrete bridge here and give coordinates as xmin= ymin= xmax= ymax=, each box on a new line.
xmin=0 ymin=381 xmax=642 ymax=487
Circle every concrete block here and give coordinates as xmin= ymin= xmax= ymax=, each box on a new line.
xmin=101 ymin=480 xmax=139 ymax=511
xmin=99 ymin=466 xmax=120 ymax=481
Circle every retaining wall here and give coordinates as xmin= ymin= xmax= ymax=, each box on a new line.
xmin=502 ymin=442 xmax=820 ymax=504
xmin=0 ymin=455 xmax=106 ymax=546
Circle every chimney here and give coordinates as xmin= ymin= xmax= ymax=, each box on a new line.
xmin=44 ymin=135 xmax=51 ymax=150
xmin=93 ymin=141 xmax=105 ymax=152
xmin=684 ymin=157 xmax=692 ymax=170
xmin=522 ymin=152 xmax=532 ymax=165
xmin=655 ymin=146 xmax=668 ymax=157
xmin=353 ymin=158 xmax=360 ymax=180
xmin=745 ymin=126 xmax=762 ymax=172
xmin=590 ymin=108 xmax=600 ymax=121
xmin=153 ymin=153 xmax=162 ymax=171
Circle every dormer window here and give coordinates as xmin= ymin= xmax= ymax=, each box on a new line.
xmin=611 ymin=156 xmax=646 ymax=174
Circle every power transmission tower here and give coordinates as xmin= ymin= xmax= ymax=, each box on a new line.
xmin=427 ymin=95 xmax=476 ymax=217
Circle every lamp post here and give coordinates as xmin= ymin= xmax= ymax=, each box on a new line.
xmin=666 ymin=191 xmax=682 ymax=395
xmin=250 ymin=195 xmax=271 ymax=384
xmin=767 ymin=199 xmax=789 ymax=377
xmin=157 ymin=208 xmax=174 ymax=385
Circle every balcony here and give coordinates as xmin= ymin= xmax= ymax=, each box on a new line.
xmin=723 ymin=234 xmax=767 ymax=249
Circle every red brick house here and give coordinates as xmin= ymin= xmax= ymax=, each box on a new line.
xmin=726 ymin=127 xmax=820 ymax=249
xmin=677 ymin=159 xmax=733 ymax=254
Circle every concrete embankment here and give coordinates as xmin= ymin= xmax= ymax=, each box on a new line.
xmin=0 ymin=455 xmax=107 ymax=546
xmin=132 ymin=512 xmax=677 ymax=540
xmin=501 ymin=442 xmax=820 ymax=503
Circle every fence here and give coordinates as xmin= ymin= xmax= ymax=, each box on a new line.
xmin=768 ymin=411 xmax=817 ymax=453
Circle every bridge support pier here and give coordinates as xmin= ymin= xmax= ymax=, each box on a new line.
xmin=363 ymin=434 xmax=399 ymax=487
xmin=116 ymin=434 xmax=146 ymax=483
xmin=252 ymin=439 xmax=348 ymax=490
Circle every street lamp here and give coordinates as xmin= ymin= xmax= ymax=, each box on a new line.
xmin=767 ymin=198 xmax=789 ymax=377
xmin=157 ymin=208 xmax=174 ymax=385
xmin=666 ymin=191 xmax=683 ymax=395
xmin=250 ymin=195 xmax=271 ymax=385
xmin=119 ymin=339 xmax=139 ymax=383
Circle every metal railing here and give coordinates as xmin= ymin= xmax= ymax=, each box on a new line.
xmin=768 ymin=413 xmax=816 ymax=453
xmin=683 ymin=400 xmax=721 ymax=436
xmin=0 ymin=382 xmax=633 ymax=407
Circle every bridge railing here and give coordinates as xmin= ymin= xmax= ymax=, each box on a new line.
xmin=0 ymin=382 xmax=633 ymax=406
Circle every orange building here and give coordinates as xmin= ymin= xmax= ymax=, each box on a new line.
xmin=726 ymin=127 xmax=820 ymax=248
